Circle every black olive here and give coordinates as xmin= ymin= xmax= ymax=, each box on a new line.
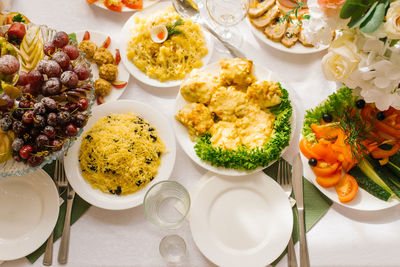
xmin=355 ymin=99 xmax=365 ymax=109
xmin=377 ymin=112 xmax=386 ymax=120
xmin=322 ymin=113 xmax=333 ymax=123
xmin=148 ymin=127 xmax=154 ymax=131
xmin=115 ymin=186 xmax=122 ymax=195
xmin=150 ymin=177 xmax=154 ymax=181
xmin=150 ymin=134 xmax=157 ymax=142
xmin=285 ymin=32 xmax=293 ymax=38
xmin=308 ymin=158 xmax=317 ymax=167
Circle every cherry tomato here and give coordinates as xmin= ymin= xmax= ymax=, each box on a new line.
xmin=335 ymin=174 xmax=358 ymax=203
xmin=122 ymin=0 xmax=143 ymax=9
xmin=104 ymin=1 xmax=123 ymax=12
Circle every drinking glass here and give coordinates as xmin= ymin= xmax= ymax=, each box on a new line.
xmin=206 ymin=0 xmax=249 ymax=48
xmin=143 ymin=181 xmax=190 ymax=263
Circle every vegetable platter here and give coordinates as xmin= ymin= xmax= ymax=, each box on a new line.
xmin=300 ymin=87 xmax=400 ymax=210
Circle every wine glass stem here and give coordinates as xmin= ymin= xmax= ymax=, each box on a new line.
xmin=220 ymin=27 xmax=233 ymax=42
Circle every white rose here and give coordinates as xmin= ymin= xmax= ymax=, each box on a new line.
xmin=321 ymin=41 xmax=360 ymax=81
xmin=384 ymin=0 xmax=400 ymax=39
xmin=330 ymin=27 xmax=356 ymax=48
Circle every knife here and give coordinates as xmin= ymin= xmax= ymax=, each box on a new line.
xmin=58 ymin=182 xmax=75 ymax=264
xmin=292 ymin=153 xmax=310 ymax=267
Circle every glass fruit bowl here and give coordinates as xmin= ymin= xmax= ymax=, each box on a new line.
xmin=0 ymin=23 xmax=95 ymax=178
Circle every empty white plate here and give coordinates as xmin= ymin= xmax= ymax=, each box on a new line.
xmin=189 ymin=172 xmax=293 ymax=267
xmin=0 ymin=169 xmax=59 ymax=261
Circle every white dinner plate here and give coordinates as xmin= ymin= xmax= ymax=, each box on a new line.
xmin=300 ymin=149 xmax=400 ymax=211
xmin=74 ymin=30 xmax=130 ymax=104
xmin=246 ymin=18 xmax=328 ymax=54
xmin=64 ymin=100 xmax=176 ymax=210
xmin=0 ymin=169 xmax=59 ymax=261
xmin=93 ymin=0 xmax=160 ymax=12
xmin=190 ymin=172 xmax=293 ymax=267
xmin=119 ymin=1 xmax=214 ymax=88
xmin=173 ymin=62 xmax=296 ymax=176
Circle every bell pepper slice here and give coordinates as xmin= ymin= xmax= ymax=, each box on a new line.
xmin=316 ymin=171 xmax=342 ymax=188
xmin=312 ymin=161 xmax=340 ymax=177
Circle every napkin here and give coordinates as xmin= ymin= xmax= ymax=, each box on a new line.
xmin=263 ymin=160 xmax=333 ymax=266
xmin=26 ymin=161 xmax=91 ymax=264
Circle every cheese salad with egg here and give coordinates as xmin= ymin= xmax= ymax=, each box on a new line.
xmin=175 ymin=58 xmax=282 ymax=151
xmin=79 ymin=113 xmax=165 ymax=196
xmin=126 ymin=6 xmax=208 ymax=82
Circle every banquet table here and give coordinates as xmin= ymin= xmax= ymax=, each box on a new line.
xmin=3 ymin=0 xmax=400 ymax=266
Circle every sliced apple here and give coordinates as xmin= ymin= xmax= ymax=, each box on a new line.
xmin=111 ymin=80 xmax=127 ymax=89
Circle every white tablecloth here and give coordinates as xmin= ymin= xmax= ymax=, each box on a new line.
xmin=4 ymin=0 xmax=400 ymax=266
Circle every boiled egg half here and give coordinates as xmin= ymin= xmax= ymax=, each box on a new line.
xmin=150 ymin=25 xmax=168 ymax=43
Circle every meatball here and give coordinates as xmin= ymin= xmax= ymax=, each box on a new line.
xmin=94 ymin=78 xmax=111 ymax=97
xmin=78 ymin=40 xmax=97 ymax=59
xmin=98 ymin=63 xmax=118 ymax=81
xmin=93 ymin=47 xmax=114 ymax=66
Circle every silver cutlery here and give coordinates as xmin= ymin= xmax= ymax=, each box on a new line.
xmin=292 ymin=153 xmax=310 ymax=267
xmin=43 ymin=158 xmax=66 ymax=266
xmin=58 ymin=159 xmax=75 ymax=264
xmin=172 ymin=0 xmax=246 ymax=58
xmin=277 ymin=159 xmax=298 ymax=267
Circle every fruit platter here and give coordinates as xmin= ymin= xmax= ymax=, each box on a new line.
xmin=0 ymin=22 xmax=94 ymax=177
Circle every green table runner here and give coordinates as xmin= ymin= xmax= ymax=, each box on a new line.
xmin=263 ymin=160 xmax=333 ymax=266
xmin=26 ymin=162 xmax=91 ymax=263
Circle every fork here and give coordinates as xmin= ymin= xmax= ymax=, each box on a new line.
xmin=43 ymin=158 xmax=67 ymax=266
xmin=58 ymin=159 xmax=75 ymax=264
xmin=277 ymin=159 xmax=298 ymax=267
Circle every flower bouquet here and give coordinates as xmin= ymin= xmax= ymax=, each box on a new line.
xmin=302 ymin=0 xmax=400 ymax=110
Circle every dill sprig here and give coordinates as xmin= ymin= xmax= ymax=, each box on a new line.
xmin=279 ymin=1 xmax=307 ymax=25
xmin=334 ymin=106 xmax=375 ymax=162
xmin=166 ymin=18 xmax=184 ymax=39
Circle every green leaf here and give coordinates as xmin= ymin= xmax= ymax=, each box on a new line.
xmin=12 ymin=13 xmax=25 ymax=23
xmin=303 ymin=14 xmax=311 ymax=19
xmin=348 ymin=1 xmax=378 ymax=28
xmin=390 ymin=39 xmax=399 ymax=47
xmin=359 ymin=1 xmax=386 ymax=33
xmin=68 ymin=33 xmax=77 ymax=44
xmin=340 ymin=0 xmax=372 ymax=19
